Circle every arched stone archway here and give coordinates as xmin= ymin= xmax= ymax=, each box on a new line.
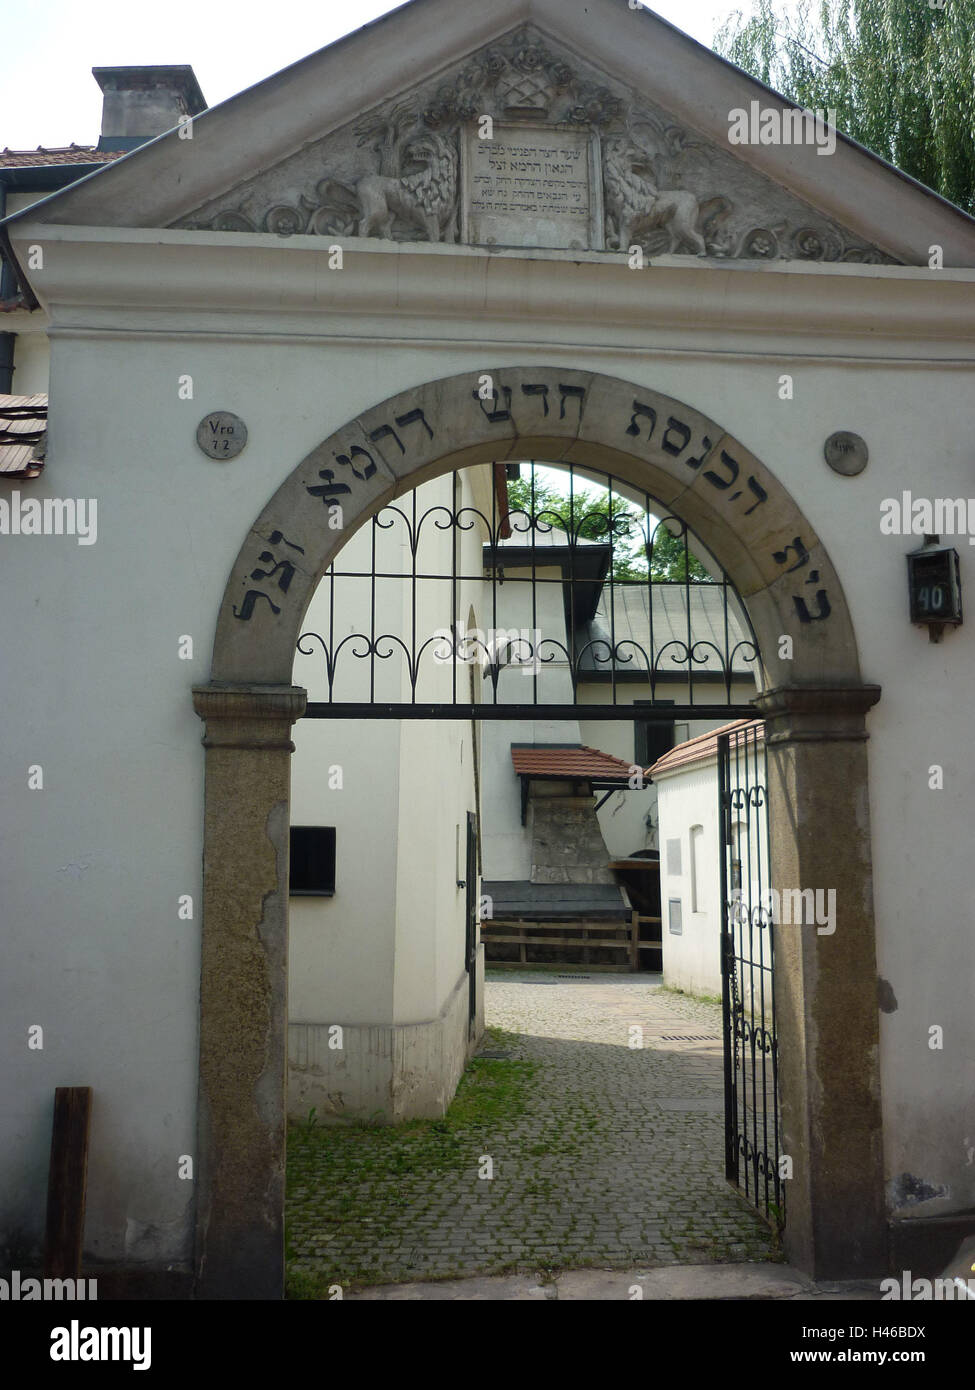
xmin=193 ymin=368 xmax=884 ymax=1297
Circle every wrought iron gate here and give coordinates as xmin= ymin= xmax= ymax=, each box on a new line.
xmin=464 ymin=811 xmax=478 ymax=1036
xmin=718 ymin=723 xmax=783 ymax=1224
xmin=296 ymin=459 xmax=760 ymax=722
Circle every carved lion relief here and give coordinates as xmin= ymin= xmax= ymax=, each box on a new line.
xmin=174 ymin=25 xmax=896 ymax=265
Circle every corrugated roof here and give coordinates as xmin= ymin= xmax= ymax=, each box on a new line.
xmin=481 ymin=880 xmax=629 ymax=920
xmin=648 ymin=718 xmax=763 ymax=778
xmin=511 ymin=743 xmax=645 ymax=782
xmin=576 ymin=582 xmax=757 ymax=676
xmin=0 ymin=394 xmax=47 ymax=477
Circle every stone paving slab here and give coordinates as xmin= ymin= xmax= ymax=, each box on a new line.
xmin=287 ymin=972 xmax=780 ymax=1292
xmin=350 ymin=1274 xmax=555 ymax=1300
xmin=347 ymin=1264 xmax=885 ymax=1300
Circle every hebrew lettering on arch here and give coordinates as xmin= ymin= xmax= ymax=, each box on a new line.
xmin=473 ymin=385 xmax=513 ymax=424
xmin=521 ymin=384 xmax=550 ymax=416
xmin=307 ymin=468 xmax=353 ymax=505
xmin=793 ymin=590 xmax=831 ymax=623
xmin=368 ymin=424 xmax=404 ymax=455
xmin=233 ymin=589 xmax=283 ymax=622
xmin=335 ymin=445 xmax=377 ymax=480
xmin=558 ymin=384 xmax=585 ymax=421
xmin=267 ymin=530 xmax=305 ymax=554
xmin=250 ymin=553 xmax=297 ymax=594
xmin=626 ymin=401 xmax=657 ymax=440
xmin=703 ymin=450 xmax=740 ymax=490
xmin=772 ymin=537 xmax=811 ymax=574
xmin=743 ymin=475 xmax=768 ymax=515
xmin=395 ymin=408 xmax=435 ymax=441
xmin=661 ymin=417 xmax=691 ymax=457
xmin=682 ymin=436 xmax=713 ymax=471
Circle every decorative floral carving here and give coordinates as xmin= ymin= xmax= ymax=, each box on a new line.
xmin=569 ymin=85 xmax=624 ymax=126
xmin=739 ymin=227 xmax=780 ymax=259
xmin=513 ymin=45 xmax=547 ymax=72
xmin=212 ymin=210 xmax=255 ymax=233
xmin=177 ymin=23 xmax=897 ymax=265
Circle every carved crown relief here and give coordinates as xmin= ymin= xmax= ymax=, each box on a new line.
xmin=173 ymin=25 xmax=897 ymax=264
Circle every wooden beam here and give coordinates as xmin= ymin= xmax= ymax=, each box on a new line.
xmin=43 ymin=1086 xmax=92 ymax=1278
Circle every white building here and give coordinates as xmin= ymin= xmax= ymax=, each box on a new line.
xmin=651 ymin=718 xmax=765 ymax=1000
xmin=1 ymin=0 xmax=974 ymax=1296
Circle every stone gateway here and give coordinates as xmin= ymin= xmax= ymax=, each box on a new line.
xmin=1 ymin=0 xmax=974 ymax=1301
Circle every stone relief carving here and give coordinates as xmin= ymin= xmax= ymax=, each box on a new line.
xmin=174 ymin=25 xmax=897 ymax=265
xmin=603 ymin=135 xmax=728 ymax=257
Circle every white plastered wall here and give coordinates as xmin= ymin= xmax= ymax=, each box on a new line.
xmin=0 ymin=237 xmax=972 ymax=1258
xmin=287 ymin=468 xmax=486 ymax=1119
xmin=654 ymin=757 xmax=724 ymax=998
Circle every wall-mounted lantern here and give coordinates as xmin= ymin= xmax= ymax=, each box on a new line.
xmin=907 ymin=536 xmax=962 ymax=642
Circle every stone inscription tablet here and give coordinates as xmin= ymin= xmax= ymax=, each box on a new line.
xmin=461 ymin=122 xmax=602 ymax=251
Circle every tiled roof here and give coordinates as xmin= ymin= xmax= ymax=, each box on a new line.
xmin=0 ymin=394 xmax=47 ymax=477
xmin=511 ymin=743 xmax=645 ymax=783
xmin=0 ymin=146 xmax=124 ymax=167
xmin=648 ymin=718 xmax=763 ymax=778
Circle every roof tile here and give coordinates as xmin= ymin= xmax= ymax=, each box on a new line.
xmin=0 ymin=394 xmax=48 ymax=477
xmin=648 ymin=718 xmax=763 ymax=778
xmin=0 ymin=146 xmax=125 ymax=167
xmin=511 ymin=743 xmax=644 ymax=782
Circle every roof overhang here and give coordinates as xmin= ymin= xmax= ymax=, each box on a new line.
xmin=484 ymin=534 xmax=610 ymax=626
xmin=3 ymin=0 xmax=975 ymax=274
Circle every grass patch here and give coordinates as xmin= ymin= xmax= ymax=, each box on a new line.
xmin=655 ymin=982 xmax=723 ymax=1007
xmin=285 ymin=1041 xmax=538 ymax=1296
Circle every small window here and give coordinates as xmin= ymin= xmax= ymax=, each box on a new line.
xmin=634 ymin=699 xmax=675 ymax=767
xmin=666 ymin=837 xmax=682 ymax=876
xmin=690 ymin=824 xmax=705 ymax=912
xmin=668 ymin=898 xmax=683 ymax=936
xmin=289 ymin=826 xmax=336 ymax=896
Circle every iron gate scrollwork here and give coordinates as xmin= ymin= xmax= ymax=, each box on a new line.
xmin=297 ymin=459 xmax=761 ymax=721
xmin=718 ymin=723 xmax=783 ymax=1225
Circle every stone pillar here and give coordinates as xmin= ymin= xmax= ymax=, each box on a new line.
xmin=753 ymin=684 xmax=885 ymax=1279
xmin=191 ymin=684 xmax=306 ymax=1299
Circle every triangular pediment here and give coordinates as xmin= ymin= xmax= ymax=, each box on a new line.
xmin=8 ymin=0 xmax=975 ymax=267
xmin=172 ymin=22 xmax=893 ymax=264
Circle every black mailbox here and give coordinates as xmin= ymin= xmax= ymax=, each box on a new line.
xmin=907 ymin=540 xmax=962 ymax=630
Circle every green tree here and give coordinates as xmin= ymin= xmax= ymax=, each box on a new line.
xmin=714 ymin=0 xmax=975 ymax=214
xmin=505 ymin=473 xmax=711 ymax=582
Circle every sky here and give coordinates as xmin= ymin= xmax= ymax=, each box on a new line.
xmin=0 ymin=0 xmax=794 ymax=151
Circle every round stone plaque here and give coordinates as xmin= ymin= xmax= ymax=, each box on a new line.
xmin=196 ymin=411 xmax=248 ymax=460
xmin=824 ymin=431 xmax=868 ymax=476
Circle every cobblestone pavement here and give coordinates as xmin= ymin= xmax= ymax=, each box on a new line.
xmin=287 ymin=972 xmax=779 ymax=1290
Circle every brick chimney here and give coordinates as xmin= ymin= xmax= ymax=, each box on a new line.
xmin=92 ymin=66 xmax=207 ymax=150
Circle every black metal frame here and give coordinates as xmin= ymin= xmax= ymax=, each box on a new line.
xmin=464 ymin=811 xmax=478 ymax=1037
xmin=719 ymin=725 xmax=783 ymax=1225
xmin=297 ymin=461 xmax=760 ymax=720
